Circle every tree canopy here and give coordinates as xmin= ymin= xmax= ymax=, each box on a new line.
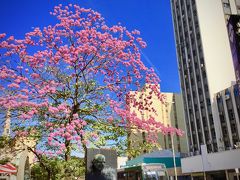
xmin=0 ymin=4 xmax=183 ymax=169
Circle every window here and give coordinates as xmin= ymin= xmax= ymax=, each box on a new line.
xmin=223 ymin=2 xmax=231 ymax=14
xmin=223 ymin=2 xmax=230 ymax=8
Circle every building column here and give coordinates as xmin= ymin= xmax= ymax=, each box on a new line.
xmin=230 ymin=87 xmax=240 ymax=141
xmin=3 ymin=109 xmax=11 ymax=136
xmin=225 ymin=170 xmax=229 ymax=180
xmin=222 ymin=92 xmax=234 ymax=147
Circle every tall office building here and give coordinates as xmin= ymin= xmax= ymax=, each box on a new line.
xmin=170 ymin=1 xmax=240 ymax=178
xmin=170 ymin=0 xmax=240 ymax=155
xmin=214 ymin=84 xmax=240 ymax=150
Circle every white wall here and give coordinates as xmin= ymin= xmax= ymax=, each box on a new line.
xmin=117 ymin=157 xmax=128 ymax=168
xmin=230 ymin=0 xmax=238 ymax=14
xmin=181 ymin=149 xmax=240 ymax=173
xmin=196 ymin=0 xmax=236 ymax=100
xmin=196 ymin=0 xmax=237 ymax=149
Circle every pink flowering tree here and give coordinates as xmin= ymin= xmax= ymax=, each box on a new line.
xmin=0 ymin=4 xmax=183 ymax=176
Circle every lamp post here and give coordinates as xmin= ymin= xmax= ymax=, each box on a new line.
xmin=171 ymin=133 xmax=178 ymax=180
xmin=235 ymin=168 xmax=239 ymax=180
xmin=166 ymin=100 xmax=178 ymax=180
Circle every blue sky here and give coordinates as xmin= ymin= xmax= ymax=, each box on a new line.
xmin=0 ymin=0 xmax=180 ymax=93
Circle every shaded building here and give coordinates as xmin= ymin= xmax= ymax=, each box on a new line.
xmin=214 ymin=84 xmax=240 ymax=150
xmin=227 ymin=15 xmax=240 ymax=82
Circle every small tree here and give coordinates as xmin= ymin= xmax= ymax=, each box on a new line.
xmin=31 ymin=156 xmax=85 ymax=180
xmin=0 ymin=4 xmax=183 ymax=178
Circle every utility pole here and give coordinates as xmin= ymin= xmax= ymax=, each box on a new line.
xmin=171 ymin=134 xmax=178 ymax=180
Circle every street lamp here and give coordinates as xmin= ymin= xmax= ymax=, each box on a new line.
xmin=171 ymin=133 xmax=178 ymax=180
xmin=166 ymin=100 xmax=178 ymax=180
xmin=235 ymin=168 xmax=239 ymax=180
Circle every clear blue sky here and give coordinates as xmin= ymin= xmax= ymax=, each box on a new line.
xmin=0 ymin=0 xmax=180 ymax=92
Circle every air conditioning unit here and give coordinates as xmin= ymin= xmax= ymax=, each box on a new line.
xmin=225 ymin=94 xmax=230 ymax=99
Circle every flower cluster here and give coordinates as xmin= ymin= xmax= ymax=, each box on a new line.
xmin=0 ymin=4 xmax=183 ymax=159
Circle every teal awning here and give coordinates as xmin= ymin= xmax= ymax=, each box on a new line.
xmin=126 ymin=150 xmax=182 ymax=168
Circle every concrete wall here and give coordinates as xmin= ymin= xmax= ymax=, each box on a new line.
xmin=230 ymin=0 xmax=238 ymax=14
xmin=14 ymin=149 xmax=30 ymax=180
xmin=196 ymin=0 xmax=237 ymax=150
xmin=173 ymin=94 xmax=188 ymax=153
xmin=196 ymin=0 xmax=236 ymax=100
xmin=181 ymin=148 xmax=240 ymax=173
xmin=117 ymin=157 xmax=127 ymax=168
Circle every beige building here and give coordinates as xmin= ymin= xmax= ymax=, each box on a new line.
xmin=2 ymin=110 xmax=11 ymax=137
xmin=0 ymin=110 xmax=36 ymax=180
xmin=128 ymin=85 xmax=187 ymax=155
xmin=162 ymin=93 xmax=188 ymax=153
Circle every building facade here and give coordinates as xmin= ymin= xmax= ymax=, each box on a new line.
xmin=160 ymin=93 xmax=188 ymax=153
xmin=170 ymin=0 xmax=240 ymax=178
xmin=0 ymin=110 xmax=36 ymax=179
xmin=214 ymin=84 xmax=240 ymax=150
xmin=128 ymin=87 xmax=188 ymax=155
xmin=170 ymin=0 xmax=240 ymax=154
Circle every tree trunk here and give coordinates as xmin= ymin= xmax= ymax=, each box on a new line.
xmin=27 ymin=147 xmax=52 ymax=179
xmin=46 ymin=169 xmax=51 ymax=180
xmin=127 ymin=130 xmax=132 ymax=160
xmin=64 ymin=140 xmax=71 ymax=161
xmin=142 ymin=131 xmax=147 ymax=153
xmin=83 ymin=142 xmax=88 ymax=178
xmin=63 ymin=140 xmax=71 ymax=179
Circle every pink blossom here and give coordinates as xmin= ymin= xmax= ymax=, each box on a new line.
xmin=48 ymin=106 xmax=59 ymax=114
xmin=0 ymin=4 xmax=179 ymax=162
xmin=108 ymin=116 xmax=113 ymax=123
xmin=19 ymin=113 xmax=32 ymax=120
xmin=56 ymin=150 xmax=62 ymax=155
xmin=7 ymin=36 xmax=14 ymax=41
xmin=31 ymin=73 xmax=40 ymax=79
xmin=58 ymin=103 xmax=67 ymax=111
xmin=81 ymin=120 xmax=87 ymax=126
xmin=73 ymin=113 xmax=78 ymax=119
xmin=0 ymin=33 xmax=6 ymax=38
xmin=8 ymin=83 xmax=20 ymax=88
xmin=75 ymin=136 xmax=81 ymax=141
xmin=91 ymin=133 xmax=98 ymax=139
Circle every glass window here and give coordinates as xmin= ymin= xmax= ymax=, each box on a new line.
xmin=128 ymin=172 xmax=137 ymax=180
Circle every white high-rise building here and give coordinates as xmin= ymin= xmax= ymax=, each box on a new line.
xmin=171 ymin=0 xmax=240 ymax=154
xmin=171 ymin=0 xmax=240 ymax=178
